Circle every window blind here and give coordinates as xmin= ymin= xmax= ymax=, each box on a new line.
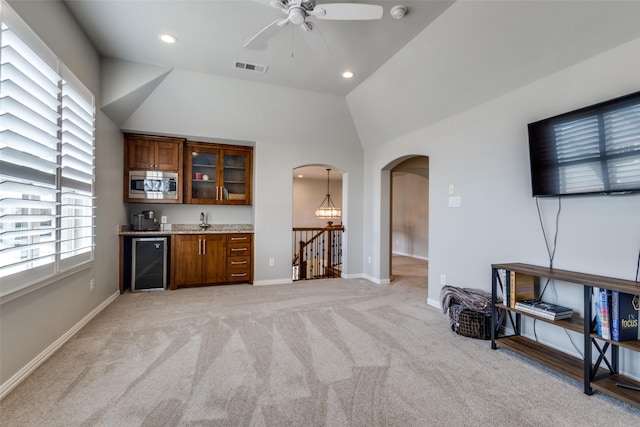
xmin=60 ymin=68 xmax=95 ymax=269
xmin=552 ymin=99 xmax=640 ymax=194
xmin=0 ymin=6 xmax=95 ymax=297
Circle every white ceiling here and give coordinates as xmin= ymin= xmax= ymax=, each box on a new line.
xmin=54 ymin=0 xmax=640 ymax=151
xmin=63 ymin=0 xmax=454 ymax=97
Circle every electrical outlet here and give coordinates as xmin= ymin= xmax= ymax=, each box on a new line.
xmin=269 ymin=258 xmax=275 ymax=267
xmin=440 ymin=274 xmax=446 ymax=285
xmin=90 ymin=279 xmax=95 ymax=292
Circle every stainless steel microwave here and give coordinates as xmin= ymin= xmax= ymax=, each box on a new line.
xmin=129 ymin=171 xmax=178 ymax=200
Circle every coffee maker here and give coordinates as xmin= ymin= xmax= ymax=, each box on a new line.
xmin=131 ymin=210 xmax=160 ymax=231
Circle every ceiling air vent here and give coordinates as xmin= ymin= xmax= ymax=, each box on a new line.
xmin=234 ymin=61 xmax=268 ymax=74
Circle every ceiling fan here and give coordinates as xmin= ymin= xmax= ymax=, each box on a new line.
xmin=244 ymin=0 xmax=383 ymax=50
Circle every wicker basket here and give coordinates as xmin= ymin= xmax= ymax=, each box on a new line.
xmin=449 ymin=304 xmax=492 ymax=340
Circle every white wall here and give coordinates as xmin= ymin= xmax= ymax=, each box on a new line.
xmin=1 ymin=1 xmax=126 ymax=388
xmin=392 ymin=173 xmax=428 ymax=259
xmin=353 ymin=37 xmax=640 ymax=378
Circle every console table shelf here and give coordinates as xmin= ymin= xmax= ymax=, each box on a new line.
xmin=491 ymin=263 xmax=640 ymax=409
xmin=497 ymin=335 xmax=584 ymax=382
xmin=495 ymin=303 xmax=584 ymax=333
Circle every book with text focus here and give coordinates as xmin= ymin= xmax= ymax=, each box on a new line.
xmin=611 ymin=291 xmax=639 ymax=342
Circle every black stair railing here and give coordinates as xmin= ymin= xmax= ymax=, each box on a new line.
xmin=292 ymin=221 xmax=344 ymax=280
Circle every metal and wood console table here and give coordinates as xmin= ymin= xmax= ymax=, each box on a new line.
xmin=490 ymin=263 xmax=640 ymax=409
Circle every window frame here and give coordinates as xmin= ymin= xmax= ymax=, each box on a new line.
xmin=0 ymin=2 xmax=96 ymax=304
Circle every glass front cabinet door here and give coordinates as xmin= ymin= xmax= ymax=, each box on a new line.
xmin=185 ymin=142 xmax=253 ymax=205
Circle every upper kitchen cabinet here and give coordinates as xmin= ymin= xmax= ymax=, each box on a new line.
xmin=125 ymin=133 xmax=184 ymax=171
xmin=185 ymin=141 xmax=253 ymax=205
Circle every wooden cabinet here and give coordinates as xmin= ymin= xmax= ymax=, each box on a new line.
xmin=172 ymin=234 xmax=226 ymax=287
xmin=125 ymin=133 xmax=184 ymax=171
xmin=491 ymin=263 xmax=640 ymax=409
xmin=171 ymin=233 xmax=253 ymax=288
xmin=184 ymin=141 xmax=253 ymax=205
xmin=123 ymin=133 xmax=184 ymax=203
xmin=226 ymin=233 xmax=253 ymax=283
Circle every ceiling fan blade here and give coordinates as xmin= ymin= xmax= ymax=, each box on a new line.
xmin=244 ymin=19 xmax=287 ymax=49
xmin=250 ymin=0 xmax=287 ymax=11
xmin=315 ymin=3 xmax=383 ymax=20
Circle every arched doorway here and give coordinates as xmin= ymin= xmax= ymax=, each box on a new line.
xmin=385 ymin=156 xmax=429 ymax=288
xmin=291 ymin=165 xmax=344 ymax=281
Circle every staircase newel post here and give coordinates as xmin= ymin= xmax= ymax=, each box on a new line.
xmin=327 ymin=221 xmax=334 ymax=277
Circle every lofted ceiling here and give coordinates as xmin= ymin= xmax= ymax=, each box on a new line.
xmin=62 ymin=0 xmax=454 ymax=97
xmin=48 ymin=0 xmax=640 ymax=150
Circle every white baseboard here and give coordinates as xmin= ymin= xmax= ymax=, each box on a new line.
xmin=0 ymin=291 xmax=120 ymax=401
xmin=358 ymin=273 xmax=390 ymax=285
xmin=252 ymin=278 xmax=293 ymax=286
xmin=426 ymin=297 xmax=440 ymax=309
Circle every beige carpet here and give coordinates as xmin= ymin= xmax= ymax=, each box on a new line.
xmin=1 ymin=257 xmax=638 ymax=426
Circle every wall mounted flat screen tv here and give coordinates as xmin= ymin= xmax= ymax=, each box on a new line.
xmin=527 ymin=91 xmax=640 ymax=197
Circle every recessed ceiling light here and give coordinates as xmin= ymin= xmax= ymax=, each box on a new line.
xmin=342 ymin=70 xmax=355 ymax=79
xmin=160 ymin=33 xmax=177 ymax=44
xmin=297 ymin=174 xmax=304 ymax=178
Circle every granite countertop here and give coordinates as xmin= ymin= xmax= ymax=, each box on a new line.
xmin=119 ymin=224 xmax=254 ymax=235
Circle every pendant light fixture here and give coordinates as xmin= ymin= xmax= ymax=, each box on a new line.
xmin=315 ymin=168 xmax=341 ymax=218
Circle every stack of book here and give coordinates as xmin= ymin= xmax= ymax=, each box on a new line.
xmin=595 ymin=288 xmax=639 ymax=342
xmin=514 ymin=299 xmax=574 ymax=320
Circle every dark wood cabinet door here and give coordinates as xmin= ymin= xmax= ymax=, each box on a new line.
xmin=220 ymin=147 xmax=253 ymax=205
xmin=185 ymin=141 xmax=252 ymax=205
xmin=128 ymin=138 xmax=154 ymax=169
xmin=173 ymin=235 xmax=202 ymax=286
xmin=125 ymin=133 xmax=183 ymax=171
xmin=201 ymin=234 xmax=227 ymax=284
xmin=155 ymin=141 xmax=181 ymax=171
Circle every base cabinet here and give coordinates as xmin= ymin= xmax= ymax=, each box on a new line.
xmin=226 ymin=233 xmax=253 ymax=283
xmin=171 ymin=233 xmax=252 ymax=288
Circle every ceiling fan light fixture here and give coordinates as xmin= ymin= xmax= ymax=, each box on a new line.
xmin=159 ymin=33 xmax=177 ymax=44
xmin=342 ymin=70 xmax=354 ymax=79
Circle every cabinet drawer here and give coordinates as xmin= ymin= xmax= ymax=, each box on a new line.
xmin=228 ymin=242 xmax=250 ymax=256
xmin=228 ymin=256 xmax=250 ymax=269
xmin=227 ymin=234 xmax=251 ymax=243
xmin=227 ymin=268 xmax=251 ymax=282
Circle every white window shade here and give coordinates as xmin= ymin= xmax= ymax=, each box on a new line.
xmin=59 ymin=68 xmax=95 ymax=267
xmin=0 ymin=7 xmax=95 ymax=298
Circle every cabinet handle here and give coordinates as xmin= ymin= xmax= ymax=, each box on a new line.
xmin=231 ymin=273 xmax=247 ymax=277
xmin=198 ymin=239 xmax=202 ymax=255
xmin=231 ymin=248 xmax=246 ymax=252
xmin=230 ymin=237 xmax=248 ymax=241
xmin=202 ymin=239 xmax=206 ymax=255
xmin=231 ymin=260 xmax=247 ymax=265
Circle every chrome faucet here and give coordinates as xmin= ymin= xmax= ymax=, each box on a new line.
xmin=199 ymin=212 xmax=210 ymax=230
